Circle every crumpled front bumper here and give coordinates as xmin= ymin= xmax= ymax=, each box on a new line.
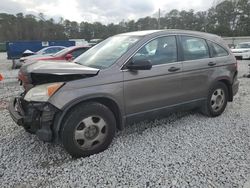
xmin=8 ymin=97 xmax=24 ymax=126
xmin=8 ymin=96 xmax=59 ymax=142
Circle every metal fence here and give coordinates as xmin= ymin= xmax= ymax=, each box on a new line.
xmin=223 ymin=36 xmax=250 ymax=47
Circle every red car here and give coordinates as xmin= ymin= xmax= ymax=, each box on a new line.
xmin=23 ymin=46 xmax=90 ymax=64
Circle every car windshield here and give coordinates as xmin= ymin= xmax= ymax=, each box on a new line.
xmin=236 ymin=43 xmax=250 ymax=49
xmin=52 ymin=48 xmax=71 ymax=57
xmin=75 ymin=35 xmax=141 ymax=69
xmin=36 ymin=48 xmax=46 ymax=54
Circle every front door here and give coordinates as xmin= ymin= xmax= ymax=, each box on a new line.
xmin=123 ymin=35 xmax=183 ymax=118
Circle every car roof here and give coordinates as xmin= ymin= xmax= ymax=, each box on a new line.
xmin=119 ymin=30 xmax=161 ymax=36
xmin=117 ymin=29 xmax=226 ymax=47
xmin=118 ymin=29 xmax=221 ymax=41
xmin=40 ymin=46 xmax=66 ymax=50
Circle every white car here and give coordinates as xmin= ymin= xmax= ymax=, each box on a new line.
xmin=231 ymin=42 xmax=250 ymax=59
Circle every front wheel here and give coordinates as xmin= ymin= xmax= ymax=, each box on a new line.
xmin=60 ymin=102 xmax=116 ymax=158
xmin=201 ymin=82 xmax=228 ymax=117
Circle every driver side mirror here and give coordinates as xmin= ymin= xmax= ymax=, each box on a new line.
xmin=65 ymin=53 xmax=73 ymax=61
xmin=126 ymin=59 xmax=152 ymax=70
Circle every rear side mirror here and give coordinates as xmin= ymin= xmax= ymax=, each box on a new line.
xmin=65 ymin=53 xmax=73 ymax=61
xmin=126 ymin=59 xmax=152 ymax=70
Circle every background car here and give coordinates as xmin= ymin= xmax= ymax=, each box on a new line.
xmin=34 ymin=46 xmax=67 ymax=55
xmin=23 ymin=46 xmax=90 ymax=65
xmin=20 ymin=46 xmax=66 ymax=62
xmin=13 ymin=46 xmax=67 ymax=69
xmin=231 ymin=42 xmax=250 ymax=59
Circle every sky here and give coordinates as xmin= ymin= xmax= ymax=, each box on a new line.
xmin=0 ymin=0 xmax=214 ymax=24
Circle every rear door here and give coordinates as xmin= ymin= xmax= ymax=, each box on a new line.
xmin=179 ymin=35 xmax=216 ymax=101
xmin=123 ymin=35 xmax=183 ymax=116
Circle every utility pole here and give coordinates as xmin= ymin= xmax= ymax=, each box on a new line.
xmin=158 ymin=8 xmax=161 ymax=29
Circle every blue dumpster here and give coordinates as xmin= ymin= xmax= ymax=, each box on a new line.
xmin=6 ymin=40 xmax=75 ymax=60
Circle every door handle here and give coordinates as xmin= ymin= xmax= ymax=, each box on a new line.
xmin=168 ymin=67 xmax=180 ymax=72
xmin=208 ymin=62 xmax=216 ymax=66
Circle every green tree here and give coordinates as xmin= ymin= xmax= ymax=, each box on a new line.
xmin=1 ymin=0 xmax=250 ymax=43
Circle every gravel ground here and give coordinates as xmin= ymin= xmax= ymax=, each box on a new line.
xmin=0 ymin=52 xmax=250 ymax=187
xmin=0 ymin=53 xmax=22 ymax=110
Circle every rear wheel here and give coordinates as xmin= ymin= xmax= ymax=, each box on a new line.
xmin=60 ymin=102 xmax=116 ymax=158
xmin=201 ymin=82 xmax=228 ymax=117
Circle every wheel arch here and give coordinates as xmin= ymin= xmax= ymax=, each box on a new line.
xmin=213 ymin=77 xmax=233 ymax=102
xmin=53 ymin=96 xmax=125 ymax=141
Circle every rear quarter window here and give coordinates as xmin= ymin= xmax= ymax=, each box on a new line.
xmin=208 ymin=41 xmax=229 ymax=57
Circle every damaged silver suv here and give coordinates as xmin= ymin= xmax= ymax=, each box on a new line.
xmin=9 ymin=30 xmax=239 ymax=157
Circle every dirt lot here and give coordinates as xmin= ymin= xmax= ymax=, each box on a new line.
xmin=0 ymin=52 xmax=250 ymax=187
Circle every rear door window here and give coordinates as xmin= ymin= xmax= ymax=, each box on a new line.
xmin=180 ymin=36 xmax=209 ymax=61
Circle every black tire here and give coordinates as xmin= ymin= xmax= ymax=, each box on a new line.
xmin=24 ymin=126 xmax=36 ymax=134
xmin=201 ymin=82 xmax=228 ymax=117
xmin=60 ymin=102 xmax=116 ymax=158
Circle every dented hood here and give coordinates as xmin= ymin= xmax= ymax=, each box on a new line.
xmin=19 ymin=61 xmax=99 ymax=89
xmin=24 ymin=60 xmax=99 ymax=75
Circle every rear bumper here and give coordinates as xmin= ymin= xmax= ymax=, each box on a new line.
xmin=8 ymin=96 xmax=59 ymax=142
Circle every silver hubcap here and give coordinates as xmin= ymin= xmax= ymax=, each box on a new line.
xmin=210 ymin=88 xmax=225 ymax=112
xmin=74 ymin=116 xmax=107 ymax=149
